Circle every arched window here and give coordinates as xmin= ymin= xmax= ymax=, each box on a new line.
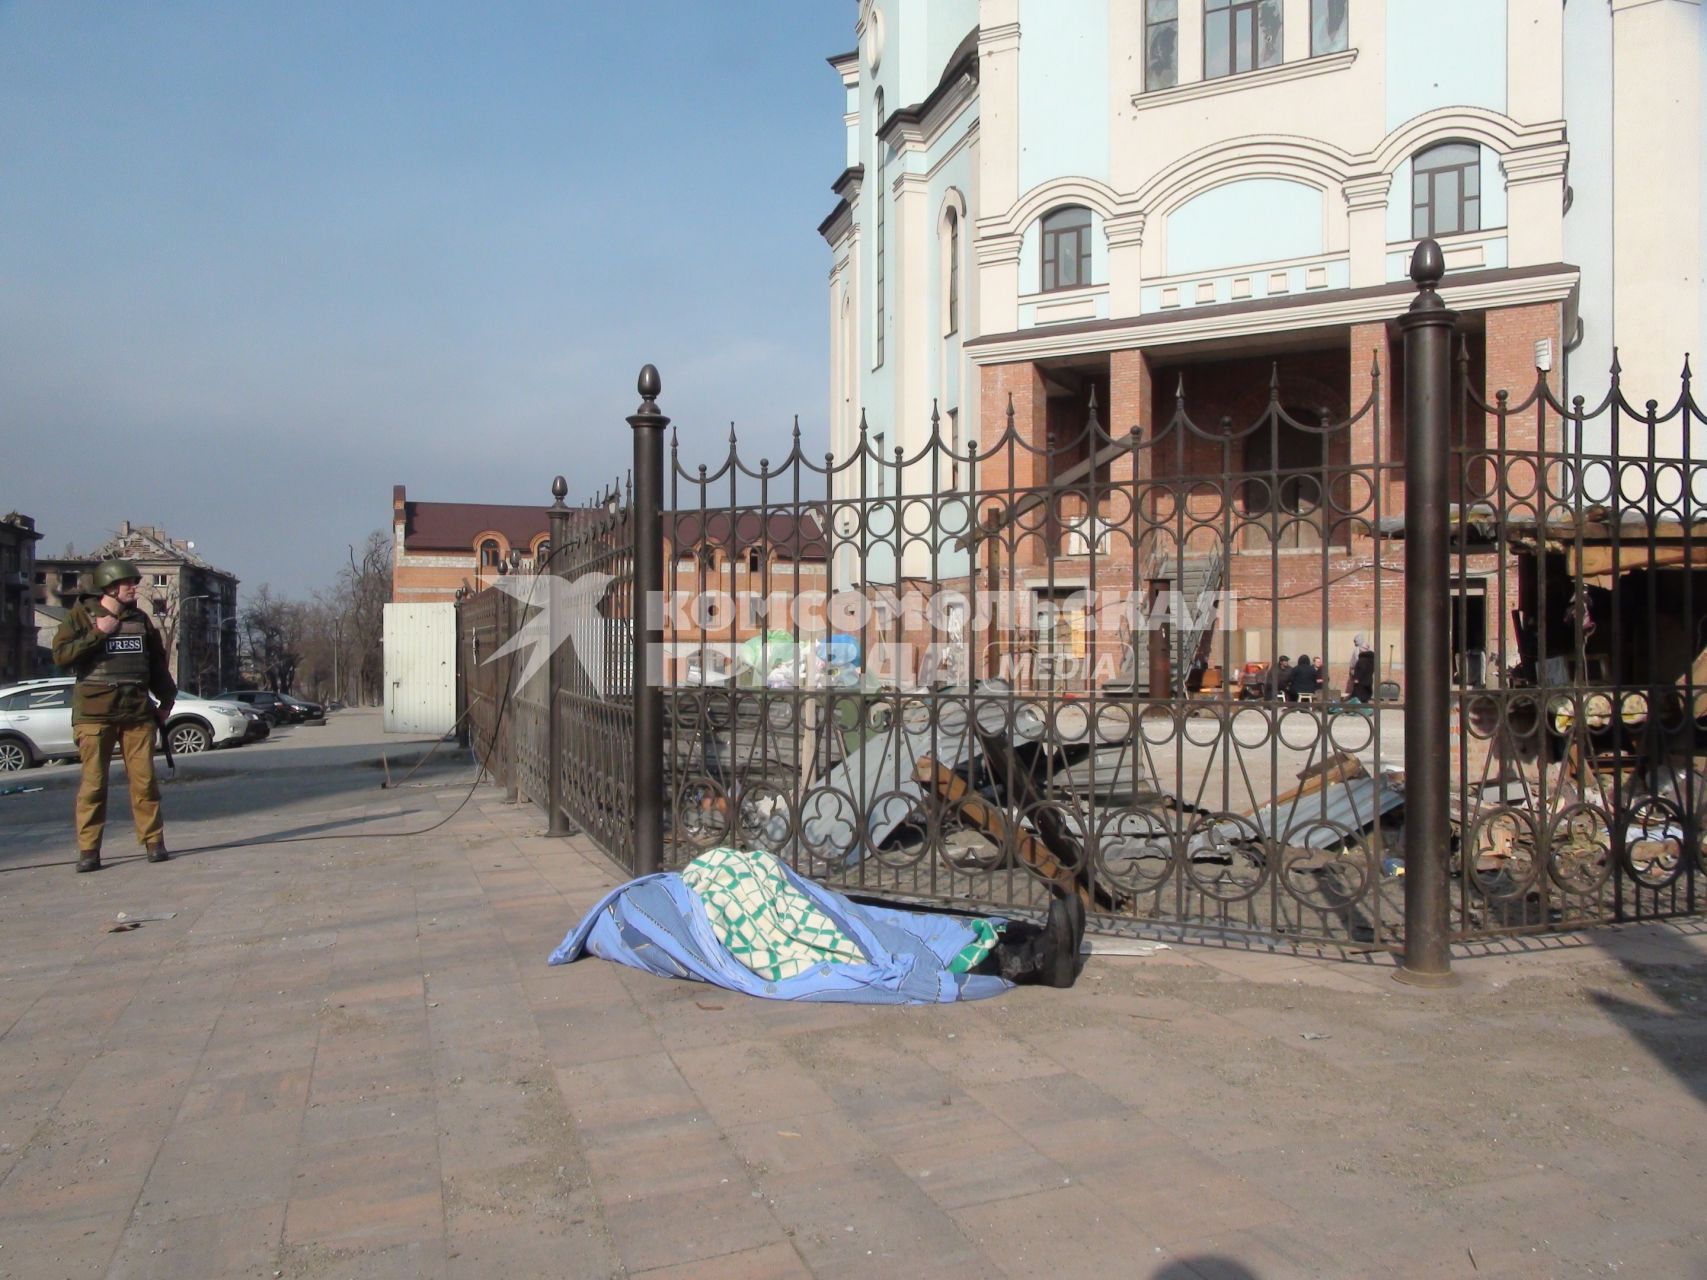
xmin=534 ymin=540 xmax=550 ymax=569
xmin=479 ymin=539 xmax=501 ymax=569
xmin=1041 ymin=206 xmax=1093 ymax=292
xmin=1412 ymin=142 xmax=1480 ymax=239
xmin=944 ymin=207 xmax=960 ymax=336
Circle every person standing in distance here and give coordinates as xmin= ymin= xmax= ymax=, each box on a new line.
xmin=52 ymin=559 xmax=177 ymax=872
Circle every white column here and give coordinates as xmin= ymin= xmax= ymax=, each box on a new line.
xmin=1611 ymin=0 xmax=1703 ymax=405
xmin=1343 ymin=174 xmax=1391 ymax=288
xmin=1105 ymin=212 xmax=1148 ymax=317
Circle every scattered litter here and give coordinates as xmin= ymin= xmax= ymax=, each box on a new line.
xmin=1300 ymin=1032 xmax=1332 ymax=1041
xmin=694 ymin=1001 xmax=725 ymax=1012
xmin=1084 ymin=939 xmax=1170 ymax=957
xmin=107 ymin=922 xmax=142 ymax=933
xmin=115 ymin=911 xmax=177 ymax=923
xmin=0 ymin=785 xmax=43 ymax=797
xmin=777 ymin=1130 xmax=802 ymax=1139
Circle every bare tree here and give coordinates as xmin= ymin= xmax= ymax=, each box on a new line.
xmin=239 ymin=586 xmax=304 ymax=693
xmin=337 ymin=531 xmax=389 ymax=705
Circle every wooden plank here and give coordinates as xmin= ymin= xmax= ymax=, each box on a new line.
xmin=914 ymin=756 xmax=1090 ymax=905
xmin=1256 ymin=751 xmax=1367 ymax=815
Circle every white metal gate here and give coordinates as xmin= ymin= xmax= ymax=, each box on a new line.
xmin=382 ymin=603 xmax=456 ymax=734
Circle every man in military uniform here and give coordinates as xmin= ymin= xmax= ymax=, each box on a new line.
xmin=51 ymin=559 xmax=177 ymax=872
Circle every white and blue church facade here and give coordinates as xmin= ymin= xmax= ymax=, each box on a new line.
xmin=819 ymin=0 xmax=1703 ymax=663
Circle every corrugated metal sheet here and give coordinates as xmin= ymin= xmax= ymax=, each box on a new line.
xmin=1241 ymin=774 xmax=1405 ymax=848
xmin=383 ymin=603 xmax=457 ymax=735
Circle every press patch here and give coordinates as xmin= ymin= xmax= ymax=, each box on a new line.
xmin=106 ymin=636 xmax=144 ymax=654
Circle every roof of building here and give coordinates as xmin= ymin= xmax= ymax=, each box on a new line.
xmin=400 ymin=500 xmax=552 ymax=551
xmin=669 ymin=508 xmax=828 ymax=560
xmin=1 ymin=512 xmax=42 ymax=541
xmin=87 ymin=523 xmax=236 ymax=581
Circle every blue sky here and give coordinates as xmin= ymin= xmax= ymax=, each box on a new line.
xmin=1 ymin=1 xmax=852 ymax=597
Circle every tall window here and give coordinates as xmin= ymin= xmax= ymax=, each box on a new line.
xmin=535 ymin=541 xmax=550 ymax=569
xmin=1205 ymin=0 xmax=1282 ymax=79
xmin=944 ymin=207 xmax=960 ymax=335
xmin=1041 ymin=206 xmax=1092 ymax=292
xmin=479 ymin=539 xmax=500 ymax=569
xmin=874 ymin=89 xmax=886 ymax=370
xmin=1145 ymin=0 xmax=1178 ymax=90
xmin=1412 ymin=142 xmax=1481 ymax=239
xmin=1310 ymin=0 xmax=1347 ymax=55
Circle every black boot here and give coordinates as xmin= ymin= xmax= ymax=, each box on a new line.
xmin=1041 ymin=891 xmax=1085 ymax=989
xmin=146 ymin=843 xmax=169 ymax=863
xmin=995 ymin=927 xmax=1052 ymax=985
xmin=77 ymin=851 xmax=102 ymax=873
xmin=1055 ymin=889 xmax=1087 ymax=988
xmin=995 ymin=894 xmax=1084 ymax=989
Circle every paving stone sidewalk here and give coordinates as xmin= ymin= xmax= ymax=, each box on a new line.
xmin=0 ymin=739 xmax=1704 ymax=1278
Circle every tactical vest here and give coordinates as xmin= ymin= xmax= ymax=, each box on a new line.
xmin=81 ymin=610 xmax=152 ymax=687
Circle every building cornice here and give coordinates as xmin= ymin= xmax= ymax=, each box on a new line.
xmin=831 ymin=164 xmax=864 ymax=199
xmin=1132 ymin=48 xmax=1357 ymax=112
xmin=877 ymin=29 xmax=979 ymax=155
xmin=974 ymin=232 xmax=1023 ymax=269
xmin=1500 ymin=140 xmax=1571 ymax=187
xmin=819 ymin=198 xmax=854 ymax=244
xmin=965 ymin=264 xmax=1580 ymax=363
xmin=1103 ymin=211 xmax=1148 ymax=249
xmin=979 ymin=21 xmax=1020 ymax=57
xmin=1342 ymin=173 xmax=1391 ymax=210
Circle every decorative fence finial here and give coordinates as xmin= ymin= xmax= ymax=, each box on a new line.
xmin=550 ymin=475 xmax=568 ymax=508
xmin=1408 ymin=238 xmax=1446 ymax=312
xmin=637 ymin=363 xmax=662 ymax=405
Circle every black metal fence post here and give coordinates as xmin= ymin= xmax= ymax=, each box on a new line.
xmin=1395 ymin=239 xmax=1460 ymax=987
xmin=629 ymin=365 xmax=669 ymax=875
xmin=454 ymin=587 xmax=470 ymax=751
xmin=504 ymin=549 xmax=521 ymax=804
xmin=546 ymin=476 xmax=571 ymax=836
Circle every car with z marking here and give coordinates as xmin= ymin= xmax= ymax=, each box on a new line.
xmin=0 ymin=677 xmax=252 ymax=770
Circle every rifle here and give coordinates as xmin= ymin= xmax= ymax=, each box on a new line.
xmin=157 ymin=711 xmax=175 ymax=777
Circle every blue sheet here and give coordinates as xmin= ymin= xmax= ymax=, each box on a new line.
xmin=547 ymin=858 xmax=1011 ymax=1004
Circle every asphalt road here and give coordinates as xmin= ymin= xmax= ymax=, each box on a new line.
xmin=0 ymin=708 xmax=473 ymax=873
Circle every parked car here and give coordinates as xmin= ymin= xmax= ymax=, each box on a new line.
xmin=0 ymin=681 xmax=76 ymax=770
xmin=279 ymin=693 xmax=326 ymax=724
xmin=216 ymin=689 xmax=296 ymax=724
xmin=161 ymin=692 xmax=253 ymax=754
xmin=0 ymin=678 xmax=250 ymax=769
xmin=237 ymin=708 xmax=271 ymax=742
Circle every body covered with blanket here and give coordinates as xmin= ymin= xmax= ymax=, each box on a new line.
xmin=548 ymin=848 xmax=1082 ymax=1003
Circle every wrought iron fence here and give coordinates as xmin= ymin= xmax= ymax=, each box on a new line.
xmin=454 ymin=244 xmax=1707 ymax=975
xmin=1448 ymin=346 xmax=1707 ymax=939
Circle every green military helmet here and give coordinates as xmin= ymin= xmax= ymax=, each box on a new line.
xmin=92 ymin=559 xmax=143 ymax=591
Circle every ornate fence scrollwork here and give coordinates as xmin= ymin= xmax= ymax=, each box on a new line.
xmin=457 ymin=266 xmax=1706 ymax=954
